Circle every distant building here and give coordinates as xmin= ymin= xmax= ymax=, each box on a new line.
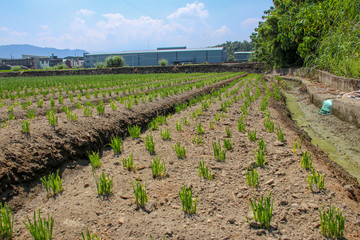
xmin=234 ymin=51 xmax=254 ymax=62
xmin=84 ymin=46 xmax=226 ymax=68
xmin=63 ymin=56 xmax=84 ymax=68
xmin=37 ymin=54 xmax=63 ymax=69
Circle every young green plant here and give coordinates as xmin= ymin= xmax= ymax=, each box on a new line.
xmin=0 ymin=203 xmax=13 ymax=239
xmin=151 ymin=156 xmax=166 ymax=178
xmin=173 ymin=142 xmax=186 ymax=159
xmin=247 ymin=192 xmax=273 ymax=229
xmin=122 ymin=153 xmax=135 ymax=172
xmin=108 ymin=135 xmax=123 ymax=155
xmin=131 ymin=179 xmax=148 ymax=208
xmin=40 ymin=169 xmax=63 ymax=198
xmin=198 ymin=159 xmax=213 ymax=180
xmin=23 ymin=209 xmax=54 ymax=240
xmin=179 ymin=186 xmax=197 ymax=214
xmin=88 ymin=151 xmax=101 ymax=170
xmin=319 ymin=204 xmax=345 ymax=239
xmin=94 ymin=171 xmax=113 ymax=196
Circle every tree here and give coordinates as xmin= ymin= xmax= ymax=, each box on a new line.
xmin=105 ymin=56 xmax=125 ymax=68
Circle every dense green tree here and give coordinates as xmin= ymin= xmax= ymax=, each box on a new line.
xmin=251 ymin=0 xmax=360 ymax=78
xmin=214 ymin=41 xmax=254 ymax=62
xmin=105 ymin=56 xmax=125 ymax=68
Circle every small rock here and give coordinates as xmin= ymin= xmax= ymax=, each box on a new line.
xmin=280 ymin=200 xmax=288 ymax=206
xmin=228 ymin=218 xmax=236 ymax=224
xmin=265 ymin=179 xmax=274 ymax=185
xmin=256 ymin=230 xmax=266 ymax=236
xmin=113 ymin=161 xmax=121 ymax=166
xmin=165 ymin=229 xmax=173 ymax=237
xmin=84 ymin=183 xmax=89 ymax=188
xmin=308 ymin=203 xmax=319 ymax=210
xmin=273 ymin=140 xmax=284 ymax=146
xmin=249 ymin=221 xmax=260 ymax=228
xmin=118 ymin=218 xmax=125 ymax=225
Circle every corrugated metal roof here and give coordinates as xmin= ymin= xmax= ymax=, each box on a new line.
xmin=234 ymin=51 xmax=254 ymax=54
xmin=85 ymin=47 xmax=224 ymax=56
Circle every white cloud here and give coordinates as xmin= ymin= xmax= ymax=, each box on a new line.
xmin=0 ymin=26 xmax=27 ymax=36
xmin=241 ymin=18 xmax=261 ymax=29
xmin=167 ymin=2 xmax=208 ymax=19
xmin=35 ymin=2 xmax=234 ymax=51
xmin=213 ymin=25 xmax=233 ymax=37
xmin=38 ymin=25 xmax=52 ymax=36
xmin=76 ymin=9 xmax=95 ymax=15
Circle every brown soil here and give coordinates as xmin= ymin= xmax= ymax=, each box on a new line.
xmin=4 ymin=74 xmax=360 ymax=239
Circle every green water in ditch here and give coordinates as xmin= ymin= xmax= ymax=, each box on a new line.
xmin=284 ymin=91 xmax=360 ymax=183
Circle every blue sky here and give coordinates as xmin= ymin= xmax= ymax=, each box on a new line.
xmin=0 ymin=0 xmax=273 ymax=52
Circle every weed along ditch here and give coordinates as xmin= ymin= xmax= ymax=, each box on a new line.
xmin=0 ymin=72 xmax=359 ymax=239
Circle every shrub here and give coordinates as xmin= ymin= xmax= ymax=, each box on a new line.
xmin=94 ymin=62 xmax=106 ymax=69
xmin=105 ymin=56 xmax=125 ymax=68
xmin=159 ymin=59 xmax=168 ymax=66
xmin=24 ymin=209 xmax=53 ymax=240
xmin=11 ymin=66 xmax=21 ymax=71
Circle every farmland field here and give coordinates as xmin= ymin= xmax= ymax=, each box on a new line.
xmin=0 ymin=72 xmax=359 ymax=239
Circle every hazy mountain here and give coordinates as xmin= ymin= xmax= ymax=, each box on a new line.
xmin=0 ymin=44 xmax=87 ymax=59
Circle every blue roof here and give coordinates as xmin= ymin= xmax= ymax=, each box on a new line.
xmin=85 ymin=47 xmax=224 ymax=56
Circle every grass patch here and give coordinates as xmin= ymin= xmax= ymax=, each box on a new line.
xmin=247 ymin=192 xmax=273 ymax=229
xmin=179 ymin=186 xmax=197 ymax=215
xmin=40 ymin=169 xmax=63 ymax=198
xmin=24 ymin=209 xmax=54 ymax=240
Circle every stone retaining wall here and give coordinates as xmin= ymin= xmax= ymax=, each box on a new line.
xmin=0 ymin=63 xmax=265 ymax=78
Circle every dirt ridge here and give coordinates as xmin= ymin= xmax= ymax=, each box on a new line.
xmin=0 ymin=74 xmax=247 ymax=202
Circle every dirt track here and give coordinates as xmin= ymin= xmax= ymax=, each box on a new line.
xmin=6 ymin=74 xmax=360 ymax=239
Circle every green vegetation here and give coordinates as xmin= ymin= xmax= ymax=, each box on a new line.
xmin=307 ymin=169 xmax=325 ymax=191
xmin=212 ymin=141 xmax=226 ymax=162
xmin=191 ymin=134 xmax=203 ymax=145
xmin=94 ymin=171 xmax=113 ymax=196
xmin=159 ymin=59 xmax=168 ymax=66
xmin=0 ymin=203 xmax=13 ymax=239
xmin=301 ymin=151 xmax=313 ymax=170
xmin=173 ymin=142 xmax=186 ymax=159
xmin=237 ymin=116 xmax=246 ymax=133
xmin=160 ymin=128 xmax=171 ymax=140
xmin=122 ymin=153 xmax=135 ymax=172
xmin=24 ymin=209 xmax=54 ymax=240
xmin=223 ymin=138 xmax=233 ymax=151
xmin=88 ymin=151 xmax=101 ymax=170
xmin=128 ymin=125 xmax=141 ymax=138
xmin=21 ymin=120 xmax=30 ymax=133
xmin=214 ymin=41 xmax=253 ymax=62
xmin=248 ymin=130 xmax=257 ymax=141
xmin=247 ymin=192 xmax=273 ymax=229
xmin=196 ymin=122 xmax=205 ymax=135
xmin=245 ymin=167 xmax=259 ymax=188
xmin=144 ymin=132 xmax=155 ymax=154
xmin=251 ymin=0 xmax=360 ymax=78
xmin=40 ymin=170 xmax=63 ymax=198
xmin=105 ymin=56 xmax=125 ymax=68
xmin=276 ymin=127 xmax=284 ymax=142
xmin=131 ymin=179 xmax=148 ymax=207
xmin=198 ymin=159 xmax=213 ymax=180
xmin=151 ymin=156 xmax=166 ymax=178
xmin=319 ymin=204 xmax=345 ymax=239
xmin=179 ymin=186 xmax=197 ymax=214
xmin=81 ymin=228 xmax=102 ymax=240
xmin=108 ymin=135 xmax=123 ymax=155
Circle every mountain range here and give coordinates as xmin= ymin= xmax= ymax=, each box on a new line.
xmin=0 ymin=44 xmax=88 ymax=59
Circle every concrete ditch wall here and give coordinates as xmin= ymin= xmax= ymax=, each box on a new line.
xmin=0 ymin=62 xmax=265 ymax=78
